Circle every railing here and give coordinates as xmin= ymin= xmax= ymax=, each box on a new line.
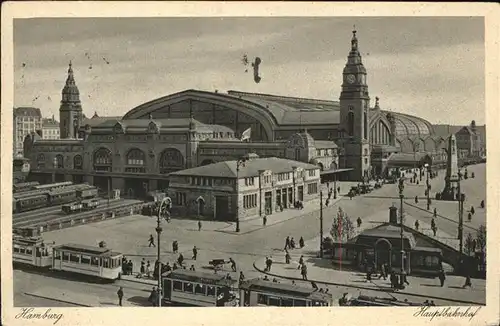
xmin=36 ymin=203 xmax=147 ymax=234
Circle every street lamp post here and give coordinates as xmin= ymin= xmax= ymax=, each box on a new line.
xmin=457 ymin=170 xmax=464 ymax=253
xmin=425 ymin=163 xmax=431 ymax=210
xmin=333 ymin=173 xmax=337 ymax=199
xmin=155 ymin=197 xmax=171 ymax=308
xmin=319 ymin=190 xmax=324 ymax=258
xmin=235 ymin=157 xmax=247 ymax=233
xmin=52 ymin=157 xmax=58 ymax=183
xmin=398 ymin=178 xmax=406 ymax=287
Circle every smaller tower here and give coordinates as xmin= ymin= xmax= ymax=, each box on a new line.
xmin=59 ymin=61 xmax=83 ymax=139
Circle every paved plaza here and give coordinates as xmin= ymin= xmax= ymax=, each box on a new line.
xmin=14 ymin=164 xmax=487 ymax=307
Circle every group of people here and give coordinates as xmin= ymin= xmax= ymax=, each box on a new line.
xmin=284 ymin=236 xmax=304 ymax=251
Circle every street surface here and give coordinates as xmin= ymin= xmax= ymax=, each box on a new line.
xmin=13 ymin=164 xmax=486 ymax=307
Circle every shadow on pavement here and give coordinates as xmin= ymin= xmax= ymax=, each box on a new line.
xmin=15 ymin=265 xmax=114 ymax=285
xmin=127 ymin=295 xmax=150 ymax=306
xmin=420 ymin=283 xmax=441 ymax=287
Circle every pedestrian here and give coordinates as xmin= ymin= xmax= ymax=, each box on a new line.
xmin=229 ymin=257 xmax=237 ymax=272
xmin=432 ymin=226 xmax=437 ymax=237
xmin=357 ymin=217 xmax=362 ymax=228
xmin=337 ymin=186 xmax=340 ymax=195
xmin=148 ymin=287 xmax=157 ymax=307
xmin=415 ymin=196 xmax=418 ymax=204
xmin=299 ymin=236 xmax=305 ymax=249
xmin=263 ymin=215 xmax=267 ymax=226
xmin=414 ymin=220 xmax=419 ymax=231
xmin=301 ymin=264 xmax=308 ymax=280
xmin=480 ymin=200 xmax=485 ymax=209
xmin=325 ymin=199 xmax=330 ymax=207
xmin=172 ymin=240 xmax=178 ymax=253
xmin=177 ymin=253 xmax=184 ymax=266
xmin=285 ymin=236 xmax=290 ymax=250
xmin=140 ymin=258 xmax=145 ymax=275
xmin=189 ymin=264 xmax=195 ymax=271
xmin=468 ymin=212 xmax=472 ymax=222
xmin=172 ymin=262 xmax=178 ymax=270
xmin=266 ymin=256 xmax=273 ymax=272
xmin=438 ymin=269 xmax=446 ymax=287
xmin=290 ymin=237 xmax=296 ymax=249
xmin=433 ymin=208 xmax=437 ymax=218
xmin=146 ymin=261 xmax=151 ymax=278
xmin=403 ymin=273 xmax=410 ymax=285
xmin=192 ymin=246 xmax=198 ymax=260
xmin=285 ymin=250 xmax=291 ymax=264
xmin=128 ymin=260 xmax=133 ymax=275
xmin=298 ymin=255 xmax=304 ymax=270
xmin=430 ymin=300 xmax=436 ymax=306
xmin=117 ymin=287 xmax=124 ymax=306
xmin=239 ymin=271 xmax=245 ymax=283
xmin=164 ymin=262 xmax=171 ymax=272
xmin=198 ymin=220 xmax=202 ymax=231
xmin=311 ymin=281 xmax=318 ymax=291
xmin=470 ymin=206 xmax=475 ymax=215
xmin=148 ymin=234 xmax=156 ymax=247
xmin=378 ymin=263 xmax=387 ymax=280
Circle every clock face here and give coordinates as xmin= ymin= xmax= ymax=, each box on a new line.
xmin=346 ymin=74 xmax=356 ymax=84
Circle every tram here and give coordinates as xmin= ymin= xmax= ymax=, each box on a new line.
xmin=13 ymin=181 xmax=40 ymax=193
xmin=52 ymin=243 xmax=123 ymax=281
xmin=162 ymin=270 xmax=239 ymax=306
xmin=239 ymin=278 xmax=334 ymax=307
xmin=13 ymin=235 xmax=53 ymax=268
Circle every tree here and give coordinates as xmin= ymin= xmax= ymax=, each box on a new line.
xmin=330 ymin=207 xmax=355 ymax=242
xmin=476 ymin=225 xmax=486 ymax=254
xmin=464 ymin=233 xmax=474 ymax=255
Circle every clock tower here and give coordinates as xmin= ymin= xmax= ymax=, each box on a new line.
xmin=339 ymin=29 xmax=371 ymax=181
xmin=59 ymin=61 xmax=83 ymax=139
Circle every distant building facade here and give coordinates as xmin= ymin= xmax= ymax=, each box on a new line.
xmin=23 ymin=29 xmax=486 ymax=197
xmin=13 ymin=107 xmax=42 ymax=157
xmin=167 ymin=155 xmax=321 ymax=221
xmin=41 ymin=116 xmax=60 ymax=139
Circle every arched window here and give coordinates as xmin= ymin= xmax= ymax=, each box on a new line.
xmin=73 ymin=155 xmax=83 ymax=169
xmin=93 ymin=148 xmax=112 ymax=172
xmin=55 ymin=154 xmax=64 ymax=169
xmin=159 ymin=148 xmax=185 ymax=173
xmin=37 ymin=154 xmax=45 ymax=169
xmin=126 ymin=148 xmax=146 ymax=173
xmin=347 ymin=111 xmax=354 ymax=137
xmin=126 ymin=149 xmax=145 ymax=166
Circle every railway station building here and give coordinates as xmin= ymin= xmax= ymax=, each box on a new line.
xmin=23 ymin=30 xmax=484 ymax=198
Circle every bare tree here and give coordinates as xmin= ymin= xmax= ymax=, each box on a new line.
xmin=464 ymin=232 xmax=474 ymax=256
xmin=476 ymin=225 xmax=486 ymax=254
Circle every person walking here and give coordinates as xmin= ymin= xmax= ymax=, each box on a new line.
xmin=148 ymin=234 xmax=156 ymax=247
xmin=145 ymin=261 xmax=151 ymax=278
xmin=140 ymin=258 xmax=146 ymax=275
xmin=263 ymin=215 xmax=267 ymax=226
xmin=298 ymin=255 xmax=304 ymax=270
xmin=299 ymin=237 xmax=305 ymax=249
xmin=433 ymin=208 xmax=437 ymax=218
xmin=301 ymin=264 xmax=308 ymax=280
xmin=148 ymin=287 xmax=157 ymax=307
xmin=285 ymin=250 xmax=291 ymax=264
xmin=470 ymin=206 xmax=475 ymax=215
xmin=229 ymin=257 xmax=237 ymax=272
xmin=438 ymin=269 xmax=446 ymax=287
xmin=117 ymin=287 xmax=124 ymax=306
xmin=198 ymin=220 xmax=202 ymax=231
xmin=285 ymin=236 xmax=290 ymax=250
xmin=414 ymin=220 xmax=419 ymax=231
xmin=378 ymin=263 xmax=387 ymax=280
xmin=192 ymin=246 xmax=198 ymax=260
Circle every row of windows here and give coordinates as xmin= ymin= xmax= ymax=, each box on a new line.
xmin=245 ymin=177 xmax=255 ymax=186
xmin=307 ymin=183 xmax=318 ymax=195
xmin=54 ymin=251 xmax=121 ymax=268
xmin=308 ymin=170 xmax=316 ymax=177
xmin=176 ymin=192 xmax=187 ymax=206
xmin=243 ymin=194 xmax=258 ymax=209
xmin=171 ymin=280 xmax=225 ymax=297
xmin=262 ymin=175 xmax=272 ymax=184
xmin=277 ymin=172 xmax=291 ymax=182
xmin=190 ymin=177 xmax=233 ymax=187
xmin=316 ymin=149 xmax=336 ymax=157
xmin=256 ymin=293 xmax=327 ymax=307
xmin=127 ymin=158 xmax=145 ymax=166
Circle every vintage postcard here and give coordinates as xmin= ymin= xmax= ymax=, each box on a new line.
xmin=1 ymin=2 xmax=499 ymax=326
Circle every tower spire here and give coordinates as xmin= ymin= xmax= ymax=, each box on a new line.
xmin=351 ymin=27 xmax=358 ymax=52
xmin=66 ymin=60 xmax=76 ymax=86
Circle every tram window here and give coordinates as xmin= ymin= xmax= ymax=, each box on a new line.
xmin=184 ymin=282 xmax=194 ymax=293
xmin=103 ymin=258 xmax=109 ymax=268
xmin=54 ymin=251 xmax=61 ymax=259
xmin=81 ymin=255 xmax=91 ymax=265
xmin=19 ymin=247 xmax=25 ymax=254
xmin=173 ymin=281 xmax=183 ymax=291
xmin=13 ymin=247 xmax=20 ymax=253
xmin=91 ymin=257 xmax=99 ymax=266
xmin=268 ymin=296 xmax=281 ymax=306
xmin=281 ymin=298 xmax=293 ymax=306
xmin=293 ymin=299 xmax=307 ymax=306
xmin=257 ymin=294 xmax=268 ymax=305
xmin=312 ymin=301 xmax=323 ymax=306
xmin=69 ymin=253 xmax=80 ymax=263
xmin=195 ymin=284 xmax=206 ymax=295
xmin=207 ymin=286 xmax=216 ymax=297
xmin=26 ymin=248 xmax=33 ymax=255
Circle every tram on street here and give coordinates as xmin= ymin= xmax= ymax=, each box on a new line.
xmin=13 ymin=235 xmax=53 ymax=268
xmin=52 ymin=243 xmax=123 ymax=281
xmin=239 ymin=278 xmax=334 ymax=307
xmin=162 ymin=270 xmax=239 ymax=306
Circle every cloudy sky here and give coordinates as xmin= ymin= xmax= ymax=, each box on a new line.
xmin=14 ymin=17 xmax=484 ymax=125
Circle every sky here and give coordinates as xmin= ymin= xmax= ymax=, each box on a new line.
xmin=13 ymin=17 xmax=485 ymax=125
